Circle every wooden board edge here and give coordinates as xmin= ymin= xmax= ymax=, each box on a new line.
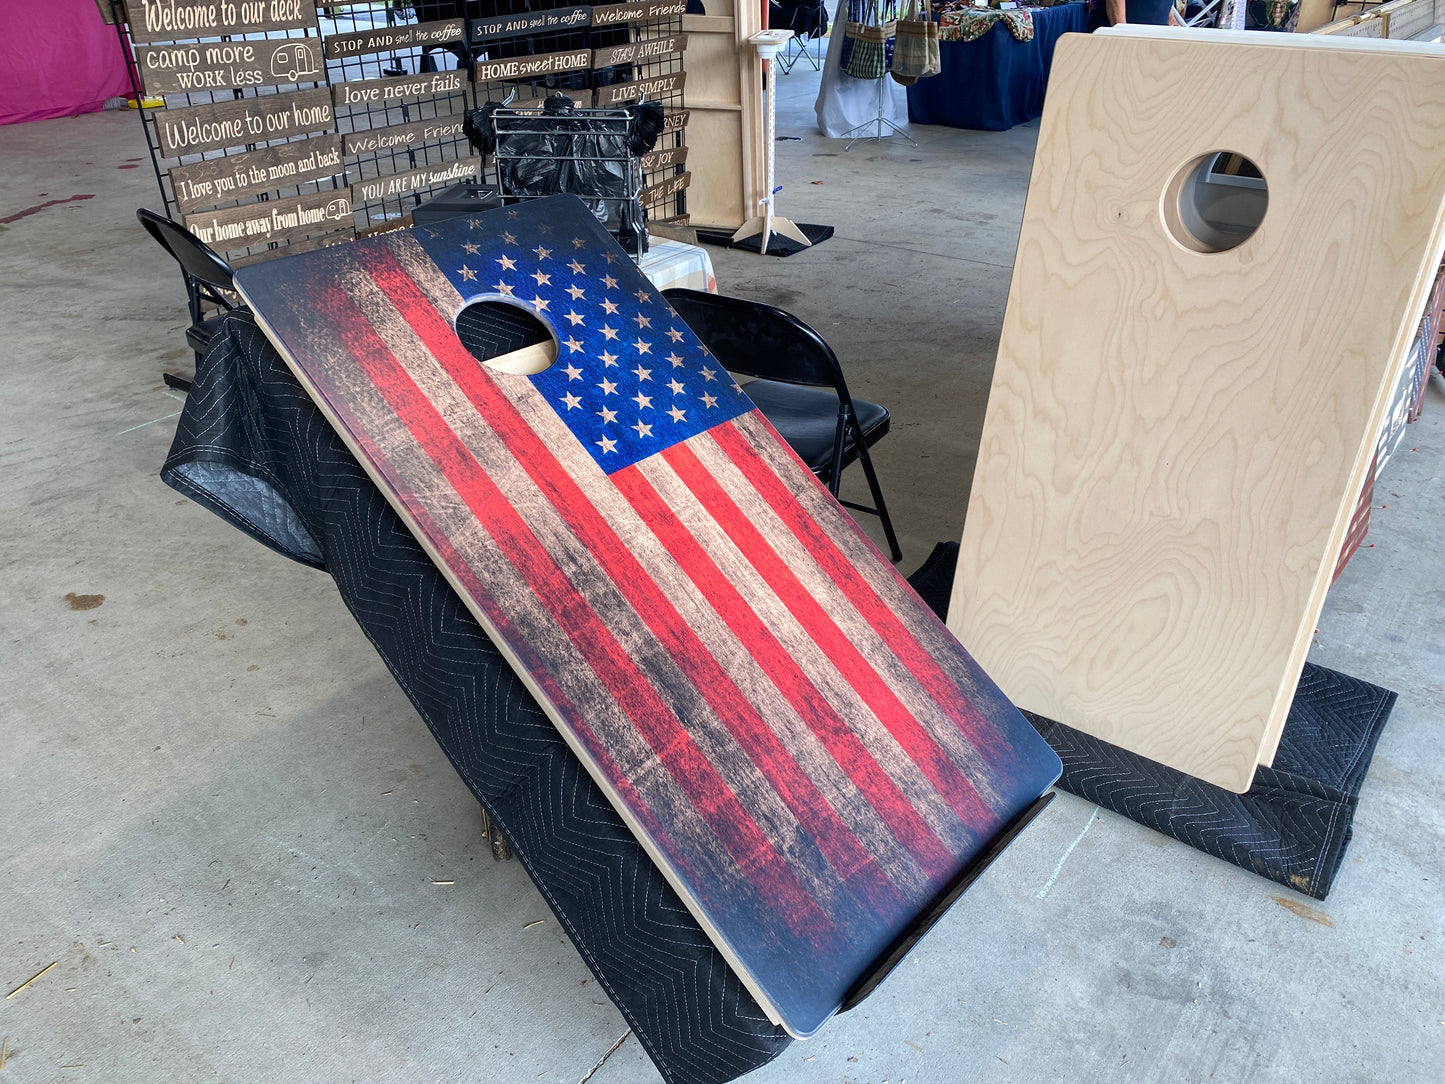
xmin=233 ymin=274 xmax=810 ymax=1037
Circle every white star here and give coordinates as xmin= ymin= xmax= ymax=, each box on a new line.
xmin=469 ymin=217 xmax=484 ymax=227
xmin=533 ymin=245 xmax=551 ymax=260
xmin=700 ymin=367 xmax=717 ymax=382
xmin=598 ymin=379 xmax=618 ymax=395
xmin=668 ymin=378 xmax=686 ymax=395
xmin=633 ymin=365 xmax=651 ymax=381
xmin=633 ymin=313 xmax=652 ymax=328
xmin=494 ymin=281 xmax=514 ymax=296
xmin=462 ymin=242 xmax=480 ymax=254
xmin=568 ymin=259 xmax=585 ymax=274
xmin=458 ymin=265 xmax=477 ymax=281
xmin=601 ymin=298 xmax=619 ymax=314
xmin=564 ymin=310 xmax=585 ymax=326
xmin=564 ymin=336 xmax=583 ymax=353
xmin=600 ymin=325 xmax=619 ymax=341
xmin=596 ymin=436 xmax=617 ymax=453
xmin=666 ymin=327 xmax=685 ymax=342
xmin=597 ymin=407 xmax=618 ymax=424
xmin=701 ymin=392 xmax=718 ymax=408
xmin=496 ymin=255 xmax=516 ymax=270
xmin=633 ymin=392 xmax=652 ymax=409
xmin=667 ymin=406 xmax=687 ymax=422
xmin=666 ymin=352 xmax=684 ymax=368
xmin=563 ymin=364 xmax=583 ymax=381
xmin=502 ymin=231 xmax=517 ymax=244
xmin=634 ymin=289 xmax=650 ymax=303
xmin=632 ymin=420 xmax=653 ymax=437
xmin=633 ymin=339 xmax=652 ymax=355
xmin=530 ymin=295 xmax=550 ymax=311
xmin=602 ymin=275 xmax=618 ymax=290
xmin=566 ymin=284 xmax=586 ymax=300
xmin=532 ymin=269 xmax=552 ymax=286
xmin=560 ymin=392 xmax=582 ymax=410
xmin=599 ymin=351 xmax=619 ymax=367
xmin=572 ymin=237 xmax=586 ymax=249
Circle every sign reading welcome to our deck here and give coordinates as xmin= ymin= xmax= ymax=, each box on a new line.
xmin=125 ymin=0 xmax=317 ymax=44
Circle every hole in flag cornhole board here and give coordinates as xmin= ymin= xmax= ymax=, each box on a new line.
xmin=232 ymin=195 xmax=1063 ymax=1039
xmin=951 ymin=28 xmax=1445 ymax=795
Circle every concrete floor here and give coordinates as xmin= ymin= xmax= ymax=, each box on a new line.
xmin=2 ymin=63 xmax=1442 ymax=1084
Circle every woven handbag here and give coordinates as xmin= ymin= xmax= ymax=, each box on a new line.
xmin=844 ymin=0 xmax=896 ymax=81
xmin=890 ymin=0 xmax=940 ymax=86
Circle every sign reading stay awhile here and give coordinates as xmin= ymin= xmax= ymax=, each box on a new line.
xmin=184 ymin=190 xmax=354 ymax=252
xmin=155 ymin=88 xmax=334 ymax=157
xmin=124 ymin=0 xmax=317 ymax=45
xmin=136 ymin=37 xmax=323 ymax=95
xmin=474 ymin=49 xmax=592 ymax=83
xmin=350 ymin=157 xmax=481 ymax=206
xmin=170 ymin=133 xmax=344 ymax=213
xmin=590 ymin=1 xmax=686 ymax=25
xmin=471 ymin=5 xmax=590 ymax=39
xmin=342 ymin=115 xmax=465 ymax=157
xmin=332 ymin=70 xmax=466 ymax=109
xmin=324 ymin=18 xmax=463 ymax=60
xmin=592 ymin=34 xmax=686 ymax=68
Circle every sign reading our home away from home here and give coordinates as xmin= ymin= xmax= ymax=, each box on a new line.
xmin=474 ymin=49 xmax=592 ymax=84
xmin=136 ymin=37 xmax=323 ymax=94
xmin=350 ymin=157 xmax=480 ymax=206
xmin=169 ymin=133 xmax=343 ymax=213
xmin=154 ymin=88 xmax=333 ymax=157
xmin=332 ymin=70 xmax=466 ymax=109
xmin=323 ymin=18 xmax=463 ymax=60
xmin=184 ymin=190 xmax=353 ymax=251
xmin=470 ymin=5 xmax=591 ymax=40
xmin=342 ymin=115 xmax=465 ymax=157
xmin=125 ymin=0 xmax=317 ymax=45
xmin=592 ymin=34 xmax=686 ymax=68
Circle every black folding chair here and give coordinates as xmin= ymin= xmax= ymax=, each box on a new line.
xmin=663 ymin=288 xmax=902 ymax=562
xmin=772 ymin=0 xmax=830 ymax=74
xmin=137 ymin=208 xmax=240 ymax=391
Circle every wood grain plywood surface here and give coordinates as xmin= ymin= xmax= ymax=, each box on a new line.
xmin=234 ymin=197 xmax=1062 ymax=1038
xmin=949 ymin=29 xmax=1445 ymax=793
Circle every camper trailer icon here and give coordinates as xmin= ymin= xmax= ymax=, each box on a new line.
xmin=271 ymin=43 xmax=320 ymax=84
xmin=325 ymin=198 xmax=352 ymax=222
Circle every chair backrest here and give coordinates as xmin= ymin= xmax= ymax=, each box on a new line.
xmin=662 ymin=288 xmax=855 ymax=398
xmin=136 ymin=208 xmax=236 ymax=296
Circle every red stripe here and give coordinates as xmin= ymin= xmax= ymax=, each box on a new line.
xmin=365 ymin=248 xmax=895 ymax=919
xmin=713 ymin=420 xmax=1020 ymax=770
xmin=307 ymin=260 xmax=833 ymax=942
xmin=613 ymin=463 xmax=958 ymax=884
xmin=664 ymin=440 xmax=997 ymax=837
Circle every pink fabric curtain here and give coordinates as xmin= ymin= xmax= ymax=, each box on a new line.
xmin=1 ymin=1 xmax=134 ymax=126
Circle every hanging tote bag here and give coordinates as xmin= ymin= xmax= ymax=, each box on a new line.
xmin=891 ymin=0 xmax=940 ymax=87
xmin=845 ymin=0 xmax=896 ymax=81
xmin=839 ymin=0 xmax=864 ymax=71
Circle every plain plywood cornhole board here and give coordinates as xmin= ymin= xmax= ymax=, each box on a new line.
xmin=949 ymin=27 xmax=1445 ymax=794
xmin=233 ymin=196 xmax=1062 ymax=1038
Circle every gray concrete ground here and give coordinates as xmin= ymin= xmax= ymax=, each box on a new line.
xmin=2 ymin=63 xmax=1442 ymax=1084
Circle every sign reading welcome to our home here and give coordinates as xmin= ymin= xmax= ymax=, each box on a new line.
xmin=124 ymin=0 xmax=317 ymax=45
xmin=154 ymin=88 xmax=334 ymax=157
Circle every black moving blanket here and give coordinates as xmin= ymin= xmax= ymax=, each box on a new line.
xmin=163 ymin=311 xmax=792 ymax=1084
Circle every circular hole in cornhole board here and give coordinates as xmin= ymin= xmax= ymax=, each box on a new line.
xmin=455 ymin=299 xmax=557 ymax=375
xmin=1163 ymin=151 xmax=1268 ymax=253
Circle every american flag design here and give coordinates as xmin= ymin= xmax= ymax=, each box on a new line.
xmin=234 ymin=196 xmax=1061 ymax=1038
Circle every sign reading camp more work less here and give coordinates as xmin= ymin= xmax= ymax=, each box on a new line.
xmin=135 ymin=37 xmax=325 ymax=95
xmin=125 ymin=0 xmax=318 ymax=44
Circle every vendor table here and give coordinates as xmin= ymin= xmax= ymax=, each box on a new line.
xmin=906 ymin=3 xmax=1089 ymax=132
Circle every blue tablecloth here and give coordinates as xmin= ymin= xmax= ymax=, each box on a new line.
xmin=906 ymin=4 xmax=1089 ymax=132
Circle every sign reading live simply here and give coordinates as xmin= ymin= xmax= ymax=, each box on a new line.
xmin=125 ymin=0 xmax=317 ymax=45
xmin=641 ymin=170 xmax=689 ymax=206
xmin=350 ymin=157 xmax=481 ymax=205
xmin=471 ymin=5 xmax=591 ymax=39
xmin=592 ymin=34 xmax=686 ymax=68
xmin=594 ymin=71 xmax=685 ymax=106
xmin=590 ymin=1 xmax=687 ymax=25
xmin=154 ymin=88 xmax=334 ymax=157
xmin=184 ymin=190 xmax=354 ymax=252
xmin=474 ymin=49 xmax=592 ymax=83
xmin=169 ymin=134 xmax=344 ymax=213
xmin=332 ymin=70 xmax=467 ymax=108
xmin=323 ymin=18 xmax=463 ymax=59
xmin=136 ymin=37 xmax=324 ymax=94
xmin=639 ymin=145 xmax=687 ymax=173
xmin=342 ymin=115 xmax=465 ymax=157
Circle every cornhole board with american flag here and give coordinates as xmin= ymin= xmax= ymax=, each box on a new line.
xmin=233 ymin=195 xmax=1062 ymax=1039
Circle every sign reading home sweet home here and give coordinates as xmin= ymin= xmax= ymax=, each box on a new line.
xmin=474 ymin=49 xmax=593 ymax=83
xmin=169 ymin=133 xmax=344 ymax=213
xmin=135 ymin=37 xmax=324 ymax=95
xmin=125 ymin=0 xmax=317 ymax=44
xmin=153 ymin=88 xmax=334 ymax=157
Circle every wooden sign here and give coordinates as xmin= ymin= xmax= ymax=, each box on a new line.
xmin=950 ymin=28 xmax=1445 ymax=793
xmin=663 ymin=108 xmax=688 ymax=134
xmin=125 ymin=0 xmax=316 ymax=44
xmin=154 ymin=88 xmax=334 ymax=157
xmin=595 ymin=71 xmax=685 ymax=106
xmin=232 ymin=197 xmax=1061 ymax=1040
xmin=229 ymin=224 xmax=354 ymax=268
xmin=184 ymin=190 xmax=353 ymax=252
xmin=350 ymin=157 xmax=481 ymax=206
xmin=323 ymin=18 xmax=463 ymax=60
xmin=470 ymin=5 xmax=591 ymax=39
xmin=497 ymin=87 xmax=595 ymax=110
xmin=136 ymin=37 xmax=323 ymax=95
xmin=593 ymin=34 xmax=687 ymax=68
xmin=641 ymin=170 xmax=689 ymax=206
xmin=332 ymin=70 xmax=467 ymax=109
xmin=343 ymin=115 xmax=465 ymax=158
xmin=591 ymin=1 xmax=687 ymax=25
xmin=170 ymin=133 xmax=343 ymax=213
xmin=474 ymin=49 xmax=593 ymax=84
xmin=640 ymin=145 xmax=687 ymax=172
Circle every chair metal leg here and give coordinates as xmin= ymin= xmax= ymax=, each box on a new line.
xmin=853 ymin=442 xmax=903 ymax=562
